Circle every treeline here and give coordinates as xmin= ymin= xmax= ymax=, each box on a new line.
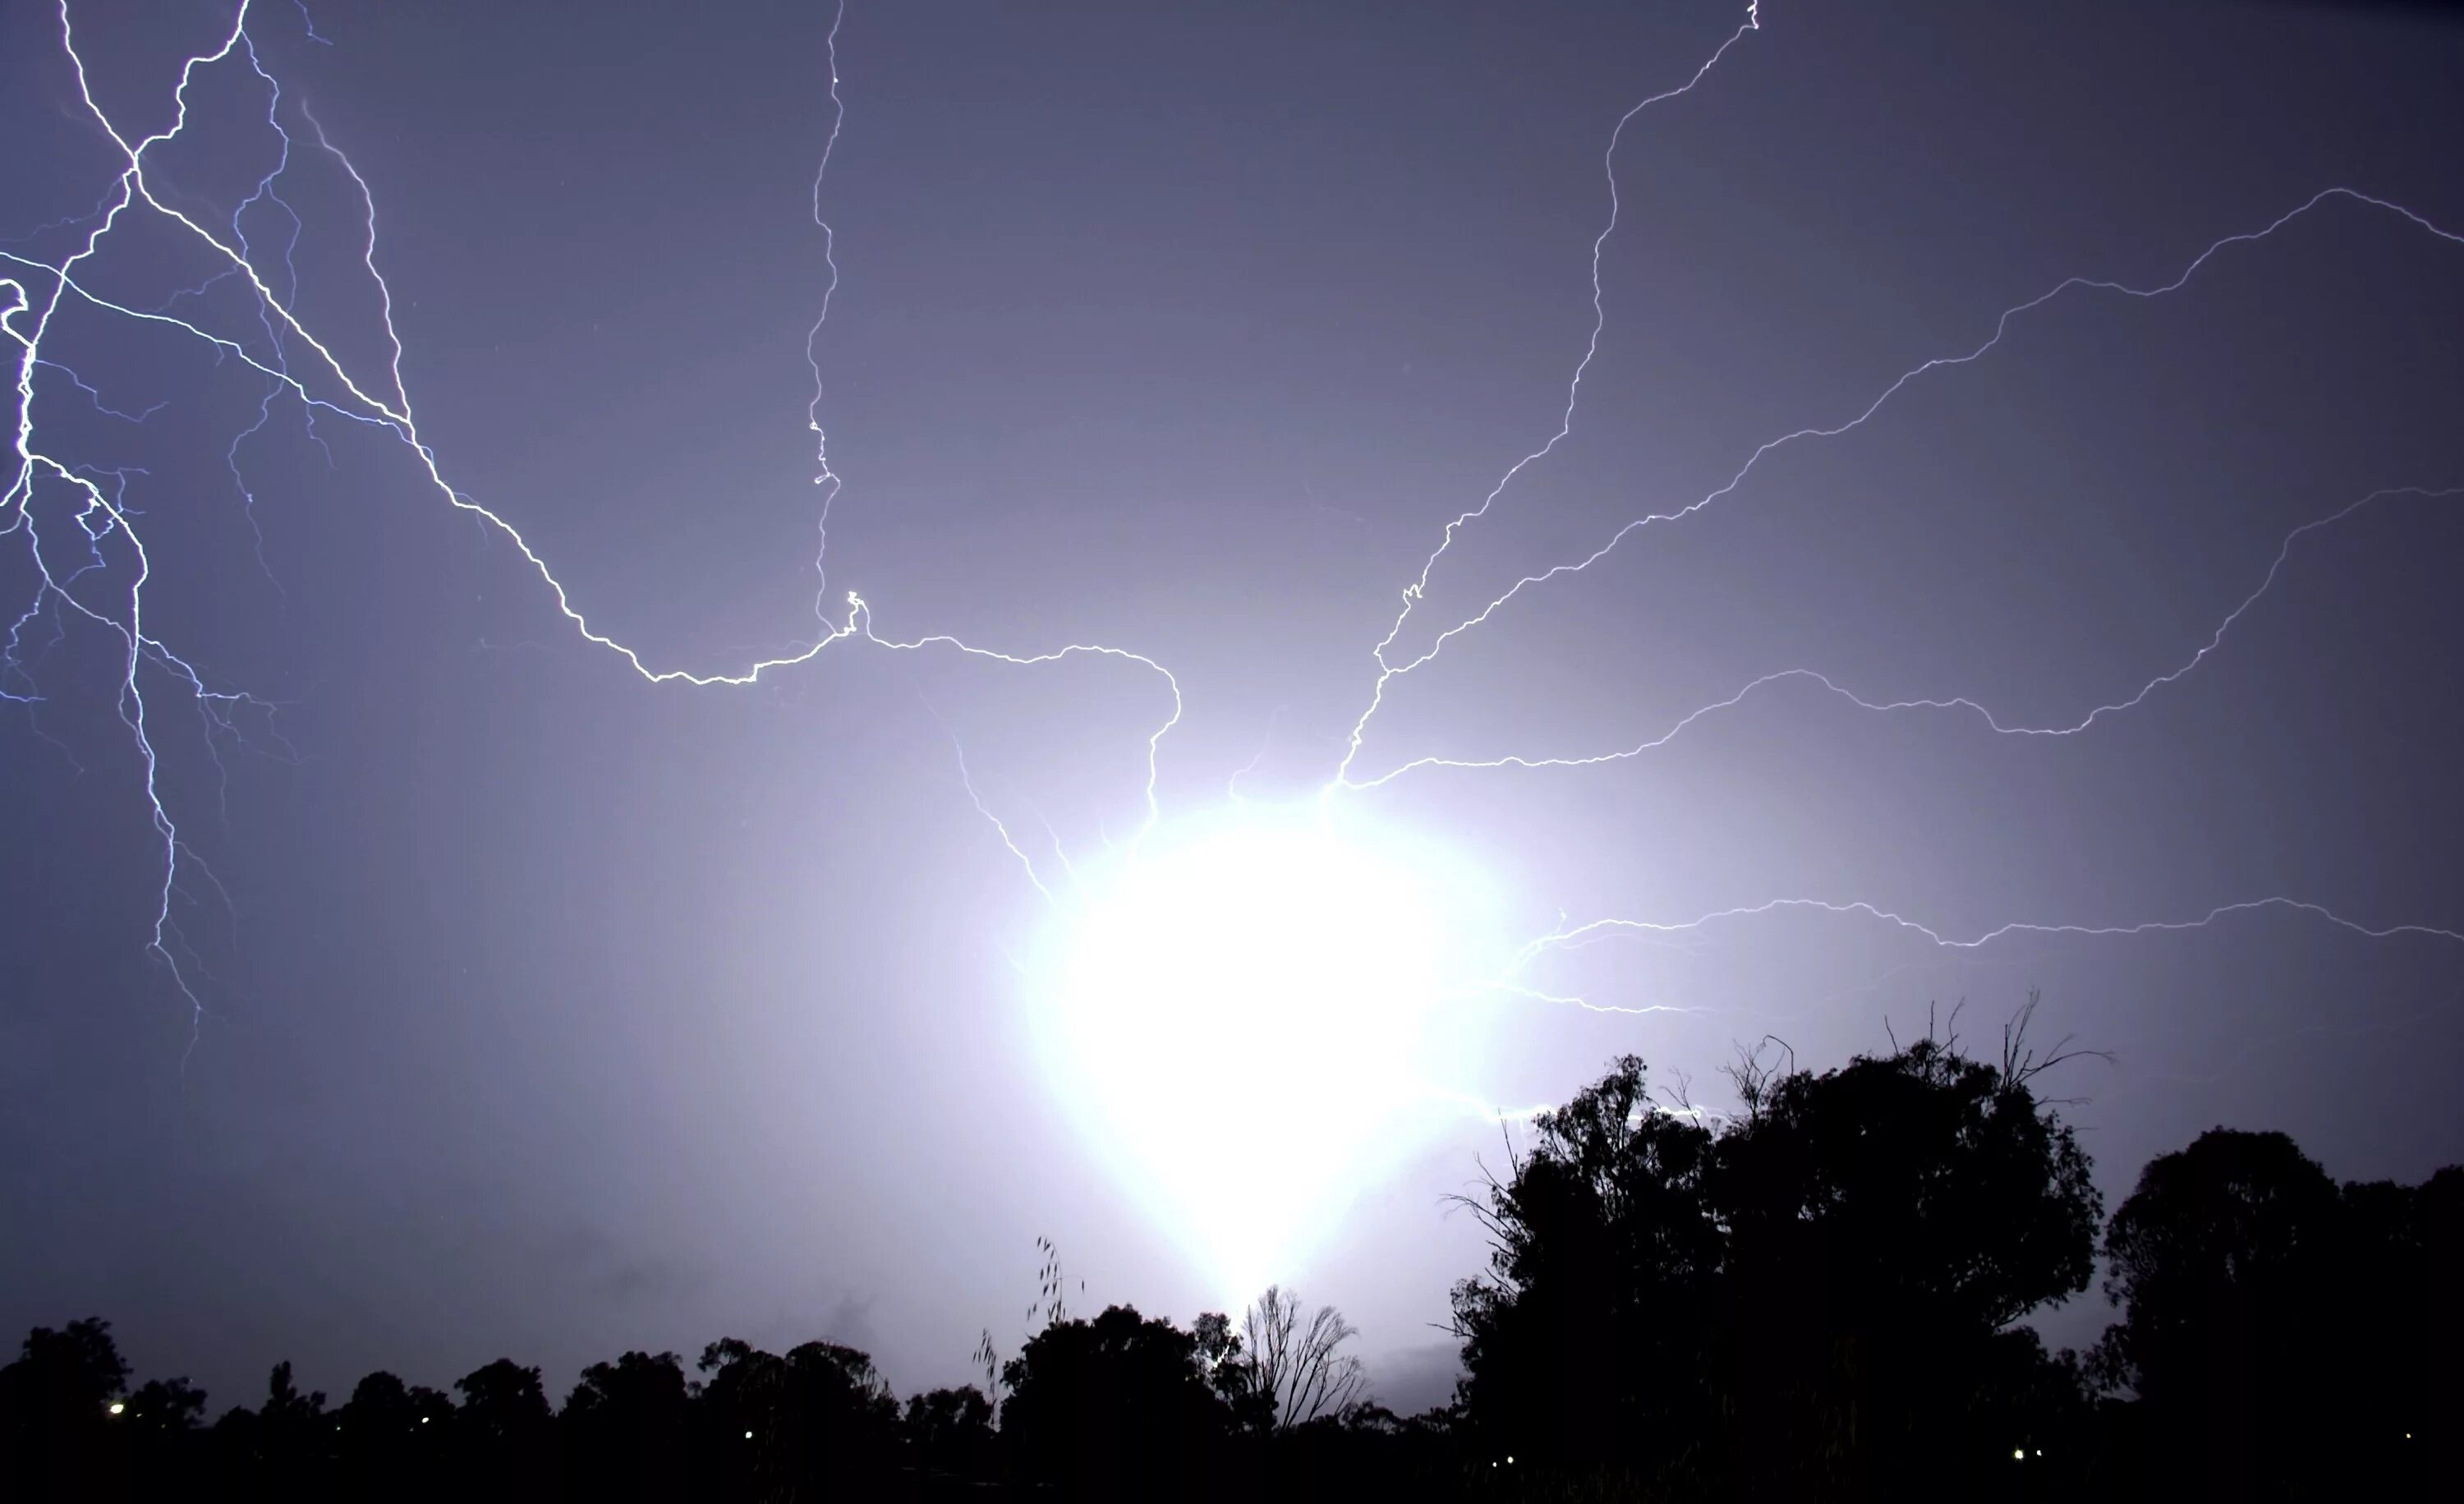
xmin=2 ymin=1299 xmax=1443 ymax=1502
xmin=1446 ymin=1016 xmax=2457 ymax=1499
xmin=7 ymin=1008 xmax=2457 ymax=1501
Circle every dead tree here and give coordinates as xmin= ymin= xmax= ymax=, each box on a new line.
xmin=1241 ymin=1285 xmax=1368 ymax=1428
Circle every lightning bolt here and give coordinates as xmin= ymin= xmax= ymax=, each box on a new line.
xmin=806 ymin=0 xmax=849 ymax=619
xmin=3 ymin=0 xmax=1181 ymax=1042
xmin=8 ymin=0 xmax=2461 ymax=1085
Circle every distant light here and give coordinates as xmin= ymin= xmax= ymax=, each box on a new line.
xmin=107 ymin=1401 xmax=125 ymax=1415
xmin=2012 ymin=1448 xmax=2025 ymax=1461
xmin=1506 ymin=1456 xmax=1515 ymax=1465
xmin=744 ymin=1429 xmax=755 ymax=1440
xmin=420 ymin=1417 xmax=429 ymax=1424
xmin=2034 ymin=1449 xmax=2042 ymax=1457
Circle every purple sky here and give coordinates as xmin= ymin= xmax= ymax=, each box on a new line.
xmin=6 ymin=0 xmax=2463 ymax=1416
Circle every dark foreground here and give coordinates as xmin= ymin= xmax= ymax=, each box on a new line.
xmin=11 ymin=1030 xmax=2455 ymax=1501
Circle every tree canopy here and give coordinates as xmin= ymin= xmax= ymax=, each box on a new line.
xmin=2090 ymin=1127 xmax=2462 ymax=1497
xmin=1451 ymin=1029 xmax=2103 ymax=1497
xmin=998 ymin=1303 xmax=1229 ymax=1495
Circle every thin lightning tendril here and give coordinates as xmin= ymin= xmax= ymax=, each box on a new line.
xmin=1344 ymin=2 xmax=1762 ymax=782
xmin=1347 ymin=483 xmax=2464 ymax=787
xmin=1337 ymin=186 xmax=2464 ymax=784
xmin=1506 ymin=898 xmax=2464 ymax=1014
xmin=948 ymin=734 xmax=1055 ymax=904
xmin=807 ymin=0 xmax=848 ymax=619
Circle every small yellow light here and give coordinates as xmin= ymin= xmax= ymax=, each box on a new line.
xmin=2011 ymin=1448 xmax=2025 ymax=1461
xmin=107 ymin=1401 xmax=125 ymax=1416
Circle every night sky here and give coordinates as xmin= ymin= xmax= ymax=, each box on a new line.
xmin=6 ymin=0 xmax=2462 ymax=1418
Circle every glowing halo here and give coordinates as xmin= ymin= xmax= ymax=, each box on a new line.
xmin=1027 ymin=800 xmax=1506 ymax=1301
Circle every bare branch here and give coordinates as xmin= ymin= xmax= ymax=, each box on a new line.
xmin=1243 ymin=1286 xmax=1369 ymax=1428
xmin=1998 ymin=989 xmax=2116 ymax=1088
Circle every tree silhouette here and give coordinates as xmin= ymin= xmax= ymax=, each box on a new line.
xmin=0 ymin=1317 xmax=131 ymax=1496
xmin=903 ymin=1382 xmax=996 ymax=1480
xmin=563 ymin=1350 xmax=691 ymax=1497
xmin=1450 ymin=1053 xmax=1723 ymax=1479
xmin=260 ymin=1360 xmax=328 ymax=1436
xmin=1452 ymin=1026 xmax=2102 ymax=1498
xmin=336 ymin=1370 xmax=434 ymax=1499
xmin=2093 ymin=1128 xmax=2452 ymax=1495
xmin=407 ymin=1382 xmax=457 ymax=1425
xmin=122 ymin=1374 xmax=206 ymax=1433
xmin=999 ymin=1304 xmax=1230 ymax=1497
xmin=1241 ymin=1286 xmax=1368 ymax=1429
xmin=113 ymin=1373 xmax=209 ymax=1493
xmin=2337 ymin=1166 xmax=2464 ymax=1463
xmin=1191 ymin=1309 xmax=1276 ymax=1431
xmin=0 ymin=1317 xmax=129 ymax=1415
xmin=1713 ymin=1033 xmax=2100 ymax=1495
xmin=341 ymin=1368 xmax=414 ymax=1432
xmin=195 ymin=1362 xmax=329 ymax=1501
xmin=2094 ymin=1129 xmax=2338 ymax=1401
xmin=696 ymin=1336 xmax=900 ymax=1498
xmin=454 ymin=1357 xmax=550 ymax=1433
xmin=452 ymin=1357 xmax=555 ymax=1497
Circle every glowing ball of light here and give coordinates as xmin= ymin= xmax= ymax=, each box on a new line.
xmin=1033 ymin=801 xmax=1501 ymax=1300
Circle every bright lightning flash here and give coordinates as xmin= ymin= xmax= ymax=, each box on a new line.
xmin=1031 ymin=804 xmax=1503 ymax=1302
xmin=11 ymin=0 xmax=2464 ymax=1312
